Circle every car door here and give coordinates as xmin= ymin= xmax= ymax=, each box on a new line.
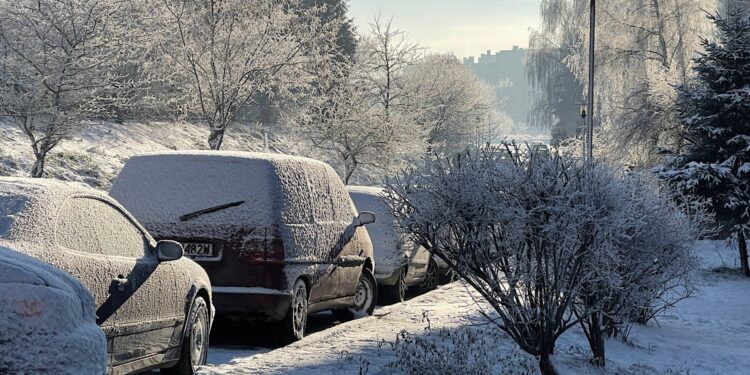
xmin=405 ymin=241 xmax=431 ymax=282
xmin=305 ymin=165 xmax=340 ymax=301
xmin=55 ymin=196 xmax=183 ymax=367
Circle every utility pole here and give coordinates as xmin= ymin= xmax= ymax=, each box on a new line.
xmin=586 ymin=0 xmax=596 ymax=163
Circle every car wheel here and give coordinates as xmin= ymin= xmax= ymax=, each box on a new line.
xmin=378 ymin=267 xmax=407 ymax=305
xmin=439 ymin=268 xmax=458 ymax=285
xmin=278 ymin=278 xmax=308 ymax=344
xmin=162 ymin=296 xmax=209 ymax=375
xmin=418 ymin=258 xmax=439 ymax=292
xmin=333 ymin=268 xmax=377 ymax=322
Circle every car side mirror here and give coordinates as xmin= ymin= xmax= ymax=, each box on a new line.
xmin=354 ymin=211 xmax=376 ymax=227
xmin=156 ymin=240 xmax=184 ymax=262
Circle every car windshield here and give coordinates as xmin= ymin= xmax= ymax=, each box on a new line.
xmin=0 ymin=194 xmax=28 ymax=238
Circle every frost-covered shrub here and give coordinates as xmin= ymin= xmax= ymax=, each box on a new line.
xmin=387 ymin=325 xmax=537 ymax=375
xmin=387 ymin=144 xmax=702 ymax=373
xmin=574 ymin=172 xmax=703 ymax=365
xmin=387 ymin=145 xmax=618 ymax=374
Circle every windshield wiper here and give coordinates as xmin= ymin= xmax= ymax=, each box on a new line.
xmin=179 ymin=200 xmax=245 ymax=222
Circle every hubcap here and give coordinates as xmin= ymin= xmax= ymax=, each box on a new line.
xmin=189 ymin=309 xmax=206 ymax=367
xmin=398 ymin=271 xmax=407 ymax=301
xmin=293 ymin=283 xmax=307 ymax=336
xmin=354 ymin=275 xmax=373 ymax=310
xmin=420 ymin=261 xmax=438 ymax=290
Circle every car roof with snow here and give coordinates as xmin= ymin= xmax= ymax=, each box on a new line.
xmin=0 ymin=177 xmax=150 ymax=246
xmin=111 ymin=151 xmax=356 ymax=229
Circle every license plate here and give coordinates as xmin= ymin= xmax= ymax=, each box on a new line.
xmin=183 ymin=243 xmax=214 ymax=257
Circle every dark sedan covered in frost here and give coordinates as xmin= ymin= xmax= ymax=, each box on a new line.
xmin=0 ymin=177 xmax=213 ymax=375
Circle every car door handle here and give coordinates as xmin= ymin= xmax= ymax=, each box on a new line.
xmin=112 ymin=276 xmax=129 ymax=292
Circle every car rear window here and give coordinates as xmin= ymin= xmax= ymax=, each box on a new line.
xmin=0 ymin=193 xmax=28 ymax=238
xmin=110 ymin=154 xmax=277 ymax=227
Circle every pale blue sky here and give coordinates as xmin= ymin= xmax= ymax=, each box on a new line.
xmin=348 ymin=0 xmax=542 ymax=58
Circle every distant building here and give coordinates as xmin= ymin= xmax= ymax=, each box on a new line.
xmin=463 ymin=46 xmax=530 ymax=127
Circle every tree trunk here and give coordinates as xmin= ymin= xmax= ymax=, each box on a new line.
xmin=538 ymin=352 xmax=557 ymax=375
xmin=30 ymin=152 xmax=46 ymax=178
xmin=587 ymin=312 xmax=606 ymax=367
xmin=208 ymin=128 xmax=225 ymax=150
xmin=739 ymin=230 xmax=749 ymax=277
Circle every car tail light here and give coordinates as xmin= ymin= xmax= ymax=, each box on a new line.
xmin=238 ymin=238 xmax=284 ymax=264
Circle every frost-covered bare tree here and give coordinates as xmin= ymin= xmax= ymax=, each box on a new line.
xmin=304 ymin=70 xmax=412 ymax=184
xmin=404 ymin=54 xmax=496 ymax=154
xmin=359 ymin=15 xmax=421 ymax=121
xmin=527 ymin=0 xmax=585 ymax=145
xmin=0 ymin=0 xmax=133 ymax=177
xmin=528 ymin=0 xmax=714 ymax=166
xmin=155 ymin=0 xmax=341 ymax=150
xmin=303 ymin=15 xmax=426 ymax=183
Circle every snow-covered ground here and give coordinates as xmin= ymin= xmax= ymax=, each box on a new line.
xmin=196 ymin=240 xmax=750 ymax=375
xmin=0 ymin=120 xmax=300 ymax=189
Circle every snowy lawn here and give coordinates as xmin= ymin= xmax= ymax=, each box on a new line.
xmin=197 ymin=241 xmax=750 ymax=374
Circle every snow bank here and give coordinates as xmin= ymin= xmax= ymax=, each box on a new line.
xmin=0 ymin=247 xmax=106 ymax=374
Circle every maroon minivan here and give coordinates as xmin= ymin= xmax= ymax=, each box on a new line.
xmin=111 ymin=151 xmax=377 ymax=342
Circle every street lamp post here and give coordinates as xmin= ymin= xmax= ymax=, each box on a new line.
xmin=579 ymin=101 xmax=588 ymax=159
xmin=586 ymin=0 xmax=596 ymax=163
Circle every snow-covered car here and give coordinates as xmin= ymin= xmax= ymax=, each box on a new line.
xmin=0 ymin=246 xmax=107 ymax=375
xmin=0 ymin=177 xmax=213 ymax=375
xmin=348 ymin=186 xmax=442 ymax=303
xmin=110 ymin=151 xmax=377 ymax=342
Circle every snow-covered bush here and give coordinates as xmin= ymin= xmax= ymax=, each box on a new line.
xmin=387 ymin=145 xmax=607 ymax=374
xmin=386 ymin=144 xmax=701 ymax=373
xmin=574 ymin=172 xmax=703 ymax=366
xmin=387 ymin=325 xmax=537 ymax=375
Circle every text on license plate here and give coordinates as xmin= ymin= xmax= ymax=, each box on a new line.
xmin=183 ymin=243 xmax=214 ymax=257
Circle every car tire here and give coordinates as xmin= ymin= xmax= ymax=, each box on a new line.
xmin=161 ymin=296 xmax=209 ymax=375
xmin=278 ymin=278 xmax=308 ymax=344
xmin=418 ymin=258 xmax=439 ymax=292
xmin=378 ymin=267 xmax=407 ymax=305
xmin=333 ymin=268 xmax=377 ymax=322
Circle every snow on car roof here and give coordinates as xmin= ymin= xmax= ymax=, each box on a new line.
xmin=129 ymin=150 xmax=331 ymax=167
xmin=0 ymin=177 xmax=102 ymax=242
xmin=346 ymin=185 xmax=385 ymax=196
xmin=110 ymin=151 xmax=341 ymax=229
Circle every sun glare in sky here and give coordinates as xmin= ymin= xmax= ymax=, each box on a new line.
xmin=348 ymin=0 xmax=541 ymax=58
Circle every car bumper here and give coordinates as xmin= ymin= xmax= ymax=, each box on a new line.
xmin=212 ymin=287 xmax=293 ymax=322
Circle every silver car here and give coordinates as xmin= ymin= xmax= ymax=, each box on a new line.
xmin=347 ymin=186 xmax=443 ymax=304
xmin=0 ymin=177 xmax=213 ymax=375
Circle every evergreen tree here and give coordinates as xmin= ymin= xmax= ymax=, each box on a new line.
xmin=659 ymin=7 xmax=750 ymax=276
